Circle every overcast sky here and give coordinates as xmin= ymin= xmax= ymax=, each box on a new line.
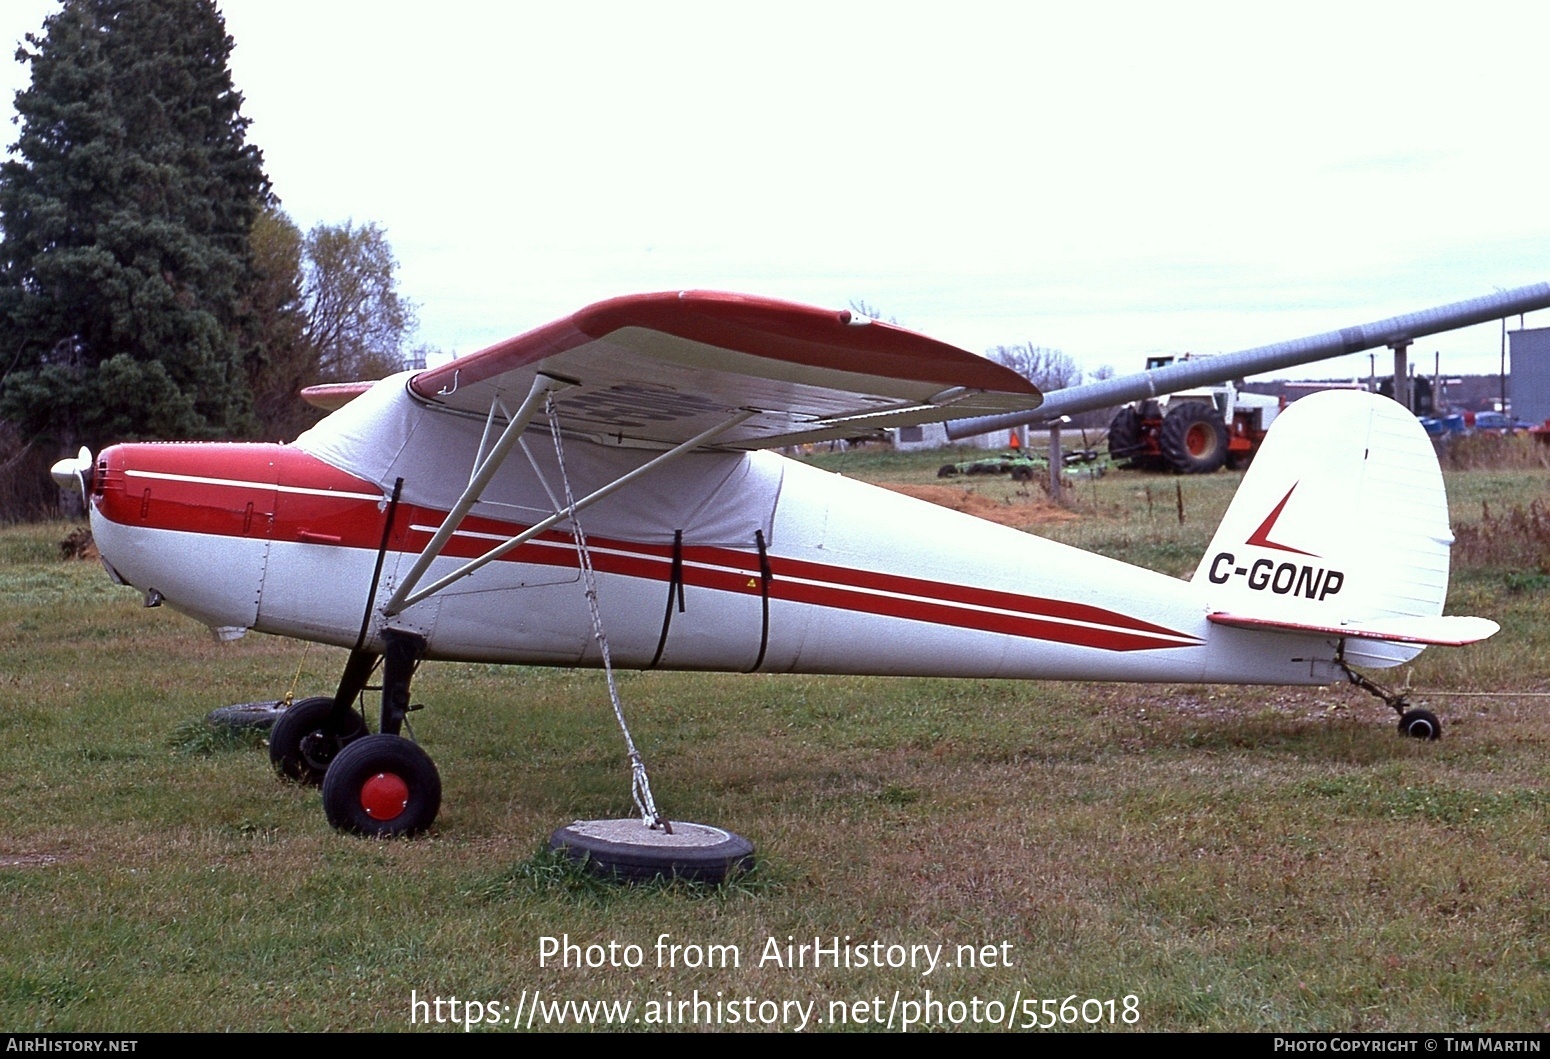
xmin=4 ymin=1 xmax=1549 ymax=381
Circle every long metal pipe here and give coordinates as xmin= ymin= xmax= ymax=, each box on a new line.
xmin=945 ymin=283 xmax=1550 ymax=438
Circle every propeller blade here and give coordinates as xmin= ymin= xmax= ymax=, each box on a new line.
xmin=49 ymin=447 xmax=93 ymax=507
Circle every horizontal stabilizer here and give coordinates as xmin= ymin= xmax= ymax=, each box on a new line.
xmin=1208 ymin=612 xmax=1499 ymax=647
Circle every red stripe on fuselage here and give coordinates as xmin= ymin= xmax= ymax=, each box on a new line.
xmin=95 ymin=442 xmax=1201 ymax=652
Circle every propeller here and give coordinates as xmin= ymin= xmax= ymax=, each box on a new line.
xmin=50 ymin=447 xmax=94 ymax=508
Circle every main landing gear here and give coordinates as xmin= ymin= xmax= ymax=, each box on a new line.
xmin=270 ymin=629 xmax=442 ymax=836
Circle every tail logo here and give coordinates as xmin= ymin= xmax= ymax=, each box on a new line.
xmin=1205 ymin=483 xmax=1346 ymax=601
xmin=1244 ymin=484 xmax=1317 ymax=556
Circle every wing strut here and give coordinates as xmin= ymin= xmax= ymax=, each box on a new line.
xmin=383 ymin=374 xmax=570 ymax=616
xmin=383 ymin=402 xmax=758 ymax=616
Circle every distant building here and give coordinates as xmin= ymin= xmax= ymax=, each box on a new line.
xmin=1510 ymin=326 xmax=1550 ymax=425
xmin=891 ymin=423 xmax=1004 ymax=452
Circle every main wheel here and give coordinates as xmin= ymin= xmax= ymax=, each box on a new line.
xmin=1159 ymin=402 xmax=1230 ymax=474
xmin=268 ymin=696 xmax=368 ymax=786
xmin=937 ymin=464 xmax=959 ymax=478
xmin=1010 ymin=464 xmax=1034 ymax=481
xmin=1107 ymin=406 xmax=1144 ymax=461
xmin=1398 ymin=708 xmax=1442 ymax=741
xmin=322 ymin=734 xmax=442 ymax=837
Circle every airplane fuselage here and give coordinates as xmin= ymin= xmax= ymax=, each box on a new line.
xmin=90 ymin=385 xmax=1343 ymax=688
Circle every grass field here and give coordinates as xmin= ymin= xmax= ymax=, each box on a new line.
xmin=2 ymin=453 xmax=1548 ymax=1032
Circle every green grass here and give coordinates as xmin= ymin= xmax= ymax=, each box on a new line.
xmin=1 ymin=465 xmax=1548 ymax=1032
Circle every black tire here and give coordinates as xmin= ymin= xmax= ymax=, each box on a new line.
xmin=1108 ymin=406 xmax=1144 ymax=461
xmin=1010 ymin=464 xmax=1034 ymax=481
xmin=322 ymin=734 xmax=442 ymax=837
xmin=937 ymin=464 xmax=959 ymax=478
xmin=268 ymin=696 xmax=368 ymax=786
xmin=207 ymin=700 xmax=286 ymax=731
xmin=1159 ymin=402 xmax=1230 ymax=474
xmin=1398 ymin=708 xmax=1442 ymax=741
xmin=550 ymin=819 xmax=755 ymax=883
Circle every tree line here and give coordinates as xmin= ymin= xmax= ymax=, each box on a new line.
xmin=0 ymin=0 xmax=416 ymax=519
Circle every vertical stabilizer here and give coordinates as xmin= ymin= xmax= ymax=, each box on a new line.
xmin=1192 ymin=391 xmax=1453 ymax=667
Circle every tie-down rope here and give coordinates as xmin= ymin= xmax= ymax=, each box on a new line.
xmin=546 ymin=396 xmax=670 ymax=832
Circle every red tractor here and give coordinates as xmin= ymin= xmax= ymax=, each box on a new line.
xmin=1107 ymin=357 xmax=1283 ymax=474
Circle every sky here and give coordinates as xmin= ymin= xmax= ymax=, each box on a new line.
xmin=3 ymin=0 xmax=1549 ymax=382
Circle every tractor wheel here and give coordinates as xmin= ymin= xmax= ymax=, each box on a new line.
xmin=1159 ymin=403 xmax=1230 ymax=474
xmin=1107 ymin=406 xmax=1144 ymax=462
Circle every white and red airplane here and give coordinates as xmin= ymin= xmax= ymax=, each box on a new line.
xmin=57 ymin=291 xmax=1497 ymax=838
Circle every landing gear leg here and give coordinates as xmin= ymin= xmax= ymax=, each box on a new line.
xmin=1335 ymin=645 xmax=1441 ymax=740
xmin=320 ymin=629 xmax=441 ymax=836
xmin=330 ymin=648 xmax=378 ymax=726
xmin=378 ymin=629 xmax=425 ymax=735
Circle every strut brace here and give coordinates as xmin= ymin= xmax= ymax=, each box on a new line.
xmin=383 ymin=381 xmax=757 ymax=616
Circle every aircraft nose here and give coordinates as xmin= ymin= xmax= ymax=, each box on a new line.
xmin=87 ymin=441 xmax=278 ymax=637
xmin=85 ymin=445 xmax=131 ymax=586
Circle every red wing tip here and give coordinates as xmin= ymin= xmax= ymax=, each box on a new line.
xmin=300 ymin=381 xmax=378 ymax=411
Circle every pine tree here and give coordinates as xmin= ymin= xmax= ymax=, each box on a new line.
xmin=0 ymin=0 xmax=270 ymax=451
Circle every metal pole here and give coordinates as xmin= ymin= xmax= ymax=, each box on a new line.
xmin=945 ymin=282 xmax=1550 ymax=438
xmin=1501 ymin=316 xmax=1508 ymax=413
xmin=1047 ymin=425 xmax=1062 ymax=503
xmin=1392 ymin=341 xmax=1411 ymax=413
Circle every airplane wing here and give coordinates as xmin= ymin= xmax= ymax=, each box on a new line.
xmin=305 ymin=291 xmax=1041 ymax=449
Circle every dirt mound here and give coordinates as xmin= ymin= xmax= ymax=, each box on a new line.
xmin=59 ymin=526 xmax=98 ymax=560
xmin=881 ymin=484 xmax=1079 ymax=527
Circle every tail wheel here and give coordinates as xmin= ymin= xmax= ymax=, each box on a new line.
xmin=268 ymin=696 xmax=368 ymax=786
xmin=1159 ymin=402 xmax=1230 ymax=473
xmin=322 ymin=734 xmax=442 ymax=837
xmin=1397 ymin=708 xmax=1442 ymax=741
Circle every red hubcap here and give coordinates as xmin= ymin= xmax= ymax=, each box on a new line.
xmin=1186 ymin=424 xmax=1211 ymax=456
xmin=360 ymin=772 xmax=409 ymax=820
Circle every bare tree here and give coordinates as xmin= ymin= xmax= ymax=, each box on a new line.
xmin=848 ymin=298 xmax=898 ymax=325
xmin=302 ymin=221 xmax=418 ymax=382
xmin=243 ymin=213 xmax=418 ymax=439
xmin=985 ymin=343 xmax=1083 ymax=391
